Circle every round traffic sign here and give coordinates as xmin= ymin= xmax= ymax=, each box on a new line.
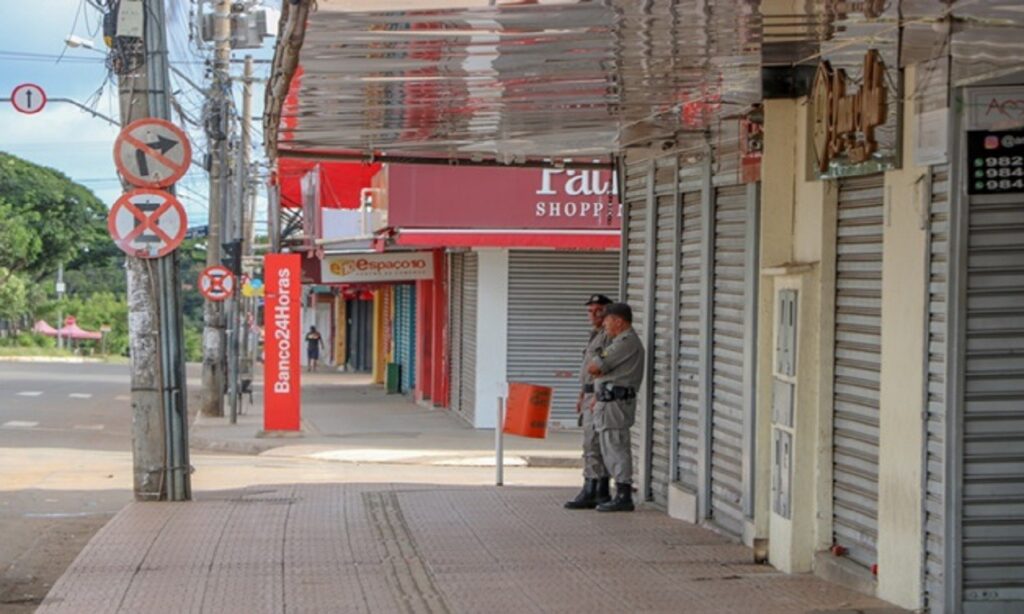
xmin=107 ymin=188 xmax=188 ymax=259
xmin=114 ymin=118 xmax=192 ymax=188
xmin=11 ymin=83 xmax=46 ymax=114
xmin=199 ymin=265 xmax=236 ymax=302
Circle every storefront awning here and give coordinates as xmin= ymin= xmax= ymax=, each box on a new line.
xmin=265 ymin=0 xmax=762 ymax=166
xmin=393 ymin=228 xmax=619 ymax=250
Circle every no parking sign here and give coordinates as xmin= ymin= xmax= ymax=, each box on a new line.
xmin=198 ymin=266 xmax=236 ymax=302
xmin=107 ymin=189 xmax=187 ymax=259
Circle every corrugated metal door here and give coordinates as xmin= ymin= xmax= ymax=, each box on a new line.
xmin=708 ymin=184 xmax=755 ymax=538
xmin=675 ymin=180 xmax=704 ymax=493
xmin=449 ymin=254 xmax=464 ymax=413
xmin=832 ymin=174 xmax=885 ymax=570
xmin=507 ymin=251 xmax=620 ymax=427
xmin=460 ymin=253 xmax=479 ymax=424
xmin=395 ymin=285 xmax=417 ymax=394
xmin=958 ymin=185 xmax=1024 ymax=612
xmin=623 ymin=158 xmax=651 ymax=481
xmin=649 ymin=157 xmax=679 ymax=506
xmin=923 ymin=166 xmax=949 ymax=613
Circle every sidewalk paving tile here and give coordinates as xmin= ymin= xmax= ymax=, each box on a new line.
xmin=39 ymin=483 xmax=901 ymax=614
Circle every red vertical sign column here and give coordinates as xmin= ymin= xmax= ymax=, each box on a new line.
xmin=264 ymin=253 xmax=302 ymax=431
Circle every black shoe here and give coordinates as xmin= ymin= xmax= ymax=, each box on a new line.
xmin=564 ymin=479 xmax=599 ymax=509
xmin=596 ymin=477 xmax=611 ymax=505
xmin=596 ymin=483 xmax=634 ymax=512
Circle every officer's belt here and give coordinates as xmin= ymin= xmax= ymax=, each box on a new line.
xmin=597 ymin=385 xmax=637 ymax=402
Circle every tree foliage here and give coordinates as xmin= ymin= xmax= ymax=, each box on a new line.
xmin=0 ymin=152 xmax=108 ymax=280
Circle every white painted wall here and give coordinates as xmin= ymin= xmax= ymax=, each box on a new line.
xmin=472 ymin=249 xmax=509 ymax=429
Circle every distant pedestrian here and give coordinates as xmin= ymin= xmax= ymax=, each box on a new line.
xmin=565 ymin=294 xmax=614 ymax=510
xmin=306 ymin=326 xmax=325 ymax=372
xmin=586 ymin=302 xmax=645 ymax=512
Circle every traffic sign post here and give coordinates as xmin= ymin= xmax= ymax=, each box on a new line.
xmin=199 ymin=265 xmax=236 ymax=302
xmin=107 ymin=188 xmax=188 ymax=259
xmin=10 ymin=83 xmax=46 ymax=114
xmin=114 ymin=118 xmax=192 ymax=188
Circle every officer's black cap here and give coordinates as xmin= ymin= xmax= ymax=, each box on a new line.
xmin=604 ymin=302 xmax=633 ymax=322
xmin=584 ymin=294 xmax=613 ymax=306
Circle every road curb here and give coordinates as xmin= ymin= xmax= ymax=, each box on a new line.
xmin=188 ymin=431 xmax=582 ymax=469
xmin=0 ymin=356 xmax=104 ymax=364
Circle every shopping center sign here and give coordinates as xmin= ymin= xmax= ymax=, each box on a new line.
xmin=321 ymin=251 xmax=435 ymax=284
xmin=387 ymin=165 xmax=620 ymax=230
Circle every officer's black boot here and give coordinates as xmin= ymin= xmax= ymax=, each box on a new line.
xmin=564 ymin=479 xmax=599 ymax=509
xmin=595 ymin=477 xmax=612 ymax=506
xmin=596 ymin=482 xmax=635 ymax=512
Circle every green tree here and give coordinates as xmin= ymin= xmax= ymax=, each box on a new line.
xmin=0 ymin=269 xmax=29 ymax=320
xmin=0 ymin=152 xmax=108 ymax=281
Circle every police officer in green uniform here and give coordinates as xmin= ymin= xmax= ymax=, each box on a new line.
xmin=587 ymin=302 xmax=645 ymax=512
xmin=564 ymin=294 xmax=613 ymax=510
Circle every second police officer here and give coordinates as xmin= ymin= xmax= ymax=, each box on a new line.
xmin=586 ymin=302 xmax=645 ymax=512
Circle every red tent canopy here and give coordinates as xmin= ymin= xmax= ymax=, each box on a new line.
xmin=276 ymin=159 xmax=382 ymax=210
xmin=57 ymin=317 xmax=102 ymax=341
xmin=32 ymin=320 xmax=58 ymax=336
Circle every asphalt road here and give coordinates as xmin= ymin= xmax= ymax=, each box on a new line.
xmin=0 ymin=362 xmax=136 ymax=452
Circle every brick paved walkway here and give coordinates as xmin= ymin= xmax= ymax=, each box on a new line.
xmin=38 ymin=484 xmax=897 ymax=613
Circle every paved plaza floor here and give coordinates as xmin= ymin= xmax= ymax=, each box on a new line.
xmin=37 ymin=483 xmax=899 ymax=613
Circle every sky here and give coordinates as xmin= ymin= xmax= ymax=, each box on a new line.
xmin=0 ymin=0 xmax=276 ymax=228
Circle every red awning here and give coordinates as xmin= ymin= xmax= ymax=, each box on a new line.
xmin=276 ymin=159 xmax=381 ymax=209
xmin=393 ymin=229 xmax=620 ymax=250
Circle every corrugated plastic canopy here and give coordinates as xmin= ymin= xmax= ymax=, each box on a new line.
xmin=269 ymin=1 xmax=1024 ymax=165
xmin=274 ymin=0 xmax=763 ymax=164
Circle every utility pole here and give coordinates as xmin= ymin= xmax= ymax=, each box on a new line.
xmin=55 ymin=262 xmax=64 ymax=350
xmin=229 ymin=55 xmax=254 ymax=424
xmin=116 ymin=0 xmax=191 ymax=501
xmin=201 ymin=0 xmax=232 ymax=417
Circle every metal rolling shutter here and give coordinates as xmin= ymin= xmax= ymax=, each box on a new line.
xmin=708 ymin=184 xmax=753 ymax=538
xmin=832 ymin=174 xmax=885 ymax=570
xmin=460 ymin=253 xmax=479 ymax=424
xmin=449 ymin=254 xmax=464 ymax=414
xmin=649 ymin=157 xmax=678 ymax=506
xmin=675 ymin=184 xmax=703 ymax=492
xmin=396 ymin=285 xmax=417 ymax=394
xmin=924 ymin=166 xmax=949 ymax=613
xmin=623 ymin=159 xmax=651 ymax=478
xmin=507 ymin=251 xmax=620 ymax=427
xmin=960 ymin=188 xmax=1024 ymax=612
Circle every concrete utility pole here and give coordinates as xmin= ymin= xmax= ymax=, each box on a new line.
xmin=117 ymin=0 xmax=191 ymax=500
xmin=201 ymin=0 xmax=232 ymax=417
xmin=228 ymin=55 xmax=255 ymax=424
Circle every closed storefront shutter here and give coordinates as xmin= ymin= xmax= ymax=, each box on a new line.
xmin=832 ymin=174 xmax=885 ymax=570
xmin=507 ymin=251 xmax=620 ymax=427
xmin=394 ymin=285 xmax=417 ymax=394
xmin=460 ymin=253 xmax=479 ymax=424
xmin=623 ymin=158 xmax=652 ymax=478
xmin=923 ymin=165 xmax=949 ymax=613
xmin=675 ymin=183 xmax=703 ymax=493
xmin=958 ymin=184 xmax=1024 ymax=612
xmin=449 ymin=254 xmax=464 ymax=413
xmin=708 ymin=184 xmax=756 ymax=538
xmin=648 ymin=157 xmax=678 ymax=505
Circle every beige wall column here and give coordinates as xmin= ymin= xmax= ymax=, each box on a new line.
xmin=875 ymin=65 xmax=929 ymax=610
xmin=758 ymin=96 xmax=838 ymax=574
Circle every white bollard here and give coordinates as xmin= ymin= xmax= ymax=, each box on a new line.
xmin=495 ymin=396 xmax=505 ymax=486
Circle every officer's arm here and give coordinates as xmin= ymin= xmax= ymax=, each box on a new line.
xmin=590 ymin=337 xmax=637 ymax=376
